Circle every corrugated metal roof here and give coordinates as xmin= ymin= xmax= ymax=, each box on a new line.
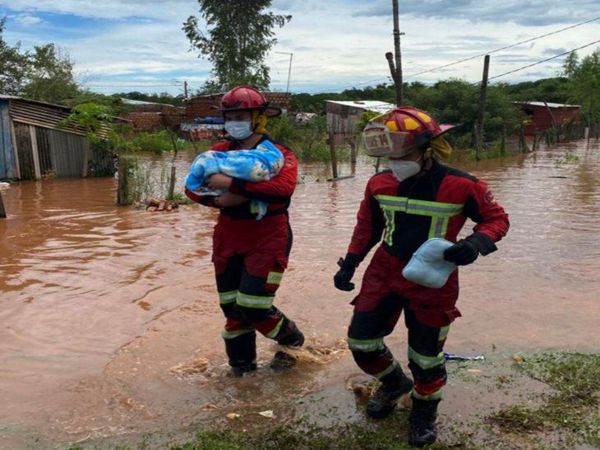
xmin=513 ymin=101 xmax=581 ymax=108
xmin=325 ymin=100 xmax=395 ymax=113
xmin=8 ymin=99 xmax=86 ymax=135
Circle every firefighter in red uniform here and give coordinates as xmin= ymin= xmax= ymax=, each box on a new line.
xmin=334 ymin=107 xmax=509 ymax=447
xmin=186 ymin=86 xmax=304 ymax=376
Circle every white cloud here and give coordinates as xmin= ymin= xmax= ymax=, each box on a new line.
xmin=14 ymin=14 xmax=42 ymax=26
xmin=1 ymin=0 xmax=598 ymax=94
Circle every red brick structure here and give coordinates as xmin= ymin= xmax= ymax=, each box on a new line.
xmin=185 ymin=92 xmax=291 ymax=120
xmin=514 ymin=101 xmax=581 ymax=135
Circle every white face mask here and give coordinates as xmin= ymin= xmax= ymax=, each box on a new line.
xmin=224 ymin=120 xmax=253 ymax=140
xmin=389 ymin=159 xmax=422 ymax=181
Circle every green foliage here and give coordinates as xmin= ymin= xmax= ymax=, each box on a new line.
xmin=21 ymin=43 xmax=79 ymax=104
xmin=130 ymin=131 xmax=173 ymax=155
xmin=183 ymin=1 xmax=291 ymax=91
xmin=0 ymin=17 xmax=29 ymax=95
xmin=268 ymin=115 xmax=332 ymax=162
xmin=355 ymin=110 xmax=381 ymax=132
xmin=116 ymin=91 xmax=186 ymax=107
xmin=1 ymin=19 xmax=80 ymax=103
xmin=563 ymin=48 xmax=600 ymax=123
xmin=60 ymin=102 xmax=115 ymax=142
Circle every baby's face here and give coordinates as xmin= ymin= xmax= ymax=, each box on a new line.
xmin=224 ymin=110 xmax=252 ymax=122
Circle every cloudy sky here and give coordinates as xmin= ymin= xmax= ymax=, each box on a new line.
xmin=1 ymin=0 xmax=598 ymax=95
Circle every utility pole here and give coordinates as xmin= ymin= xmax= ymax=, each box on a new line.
xmin=276 ymin=52 xmax=294 ymax=92
xmin=184 ymin=81 xmax=189 ymax=99
xmin=392 ymin=0 xmax=404 ymax=105
xmin=475 ymin=55 xmax=491 ymax=160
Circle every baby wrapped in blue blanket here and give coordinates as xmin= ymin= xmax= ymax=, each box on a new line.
xmin=185 ymin=139 xmax=284 ymax=220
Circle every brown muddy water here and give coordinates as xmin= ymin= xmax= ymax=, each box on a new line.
xmin=1 ymin=140 xmax=599 ymax=448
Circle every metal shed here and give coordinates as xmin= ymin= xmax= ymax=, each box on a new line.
xmin=514 ymin=101 xmax=581 ymax=135
xmin=0 ymin=96 xmax=109 ymax=181
xmin=325 ymin=100 xmax=395 ymax=144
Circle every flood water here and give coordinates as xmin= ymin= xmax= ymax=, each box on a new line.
xmin=1 ymin=140 xmax=599 ymax=447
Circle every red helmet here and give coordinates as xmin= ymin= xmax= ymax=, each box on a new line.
xmin=362 ymin=106 xmax=455 ymax=157
xmin=219 ymin=85 xmax=281 ymax=117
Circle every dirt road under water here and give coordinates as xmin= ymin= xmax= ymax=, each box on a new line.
xmin=1 ymin=140 xmax=599 ymax=448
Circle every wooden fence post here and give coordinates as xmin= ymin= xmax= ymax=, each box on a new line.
xmin=0 ymin=192 xmax=6 ymax=219
xmin=328 ymin=131 xmax=338 ymax=179
xmin=117 ymin=154 xmax=130 ymax=206
xmin=474 ymin=55 xmax=491 ymax=161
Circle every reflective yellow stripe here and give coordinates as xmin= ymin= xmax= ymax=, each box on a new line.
xmin=375 ymin=195 xmax=463 ymax=217
xmin=438 ymin=326 xmax=450 ymax=341
xmin=237 ymin=293 xmax=274 ymax=309
xmin=375 ymin=195 xmax=463 ymax=242
xmin=348 ymin=337 xmax=385 ymax=352
xmin=267 ymin=271 xmax=283 ymax=285
xmin=219 ymin=290 xmax=238 ymax=305
xmin=413 ymin=388 xmax=444 ymax=401
xmin=382 ymin=208 xmax=395 ymax=246
xmin=222 ymin=327 xmax=254 ymax=340
xmin=266 ymin=318 xmax=285 ymax=338
xmin=408 ymin=347 xmax=445 ymax=370
xmin=374 ymin=361 xmax=398 ymax=380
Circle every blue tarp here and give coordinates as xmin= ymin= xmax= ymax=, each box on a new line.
xmin=0 ymin=101 xmax=17 ymax=180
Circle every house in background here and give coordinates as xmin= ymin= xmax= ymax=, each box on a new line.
xmin=121 ymin=98 xmax=186 ymax=132
xmin=0 ymin=95 xmax=114 ymax=181
xmin=514 ymin=101 xmax=581 ymax=135
xmin=325 ymin=100 xmax=395 ymax=145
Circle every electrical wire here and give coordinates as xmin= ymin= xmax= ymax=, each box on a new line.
xmin=487 ymin=39 xmax=600 ymax=81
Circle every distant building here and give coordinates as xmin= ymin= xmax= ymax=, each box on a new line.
xmin=121 ymin=98 xmax=185 ymax=132
xmin=182 ymin=91 xmax=291 ymax=141
xmin=185 ymin=92 xmax=292 ymax=120
xmin=0 ymin=95 xmax=115 ymax=181
xmin=514 ymin=101 xmax=581 ymax=135
xmin=325 ymin=100 xmax=395 ymax=144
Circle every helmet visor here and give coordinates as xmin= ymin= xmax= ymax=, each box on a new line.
xmin=361 ymin=123 xmax=412 ymax=157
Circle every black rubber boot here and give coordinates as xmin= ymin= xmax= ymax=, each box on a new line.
xmin=366 ymin=366 xmax=414 ymax=419
xmin=408 ymin=397 xmax=440 ymax=447
xmin=224 ymin=331 xmax=257 ymax=377
xmin=275 ymin=319 xmax=305 ymax=348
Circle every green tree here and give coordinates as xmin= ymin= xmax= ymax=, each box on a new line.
xmin=564 ymin=49 xmax=600 ymax=123
xmin=0 ymin=17 xmax=30 ymax=95
xmin=183 ymin=0 xmax=291 ymax=92
xmin=22 ymin=44 xmax=79 ymax=104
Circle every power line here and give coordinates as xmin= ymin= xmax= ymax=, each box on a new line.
xmin=488 ymin=39 xmax=600 ymax=81
xmin=405 ymin=15 xmax=600 ymax=79
xmin=334 ymin=15 xmax=600 ymax=93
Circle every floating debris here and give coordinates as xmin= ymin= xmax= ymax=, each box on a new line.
xmin=258 ymin=410 xmax=275 ymax=419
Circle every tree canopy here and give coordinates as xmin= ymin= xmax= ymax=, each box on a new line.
xmin=183 ymin=0 xmax=291 ymax=92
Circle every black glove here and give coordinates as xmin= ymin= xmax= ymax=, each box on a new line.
xmin=443 ymin=232 xmax=498 ymax=266
xmin=443 ymin=239 xmax=479 ymax=266
xmin=334 ymin=254 xmax=360 ymax=291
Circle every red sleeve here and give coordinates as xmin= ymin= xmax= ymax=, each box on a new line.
xmin=464 ymin=180 xmax=510 ymax=253
xmin=228 ymin=145 xmax=298 ymax=203
xmin=347 ymin=178 xmax=385 ymax=265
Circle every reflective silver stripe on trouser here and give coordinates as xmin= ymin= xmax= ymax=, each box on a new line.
xmin=219 ymin=290 xmax=238 ymax=305
xmin=374 ymin=360 xmax=399 ymax=380
xmin=348 ymin=337 xmax=385 ymax=352
xmin=236 ymin=292 xmax=274 ymax=309
xmin=408 ymin=347 xmax=445 ymax=370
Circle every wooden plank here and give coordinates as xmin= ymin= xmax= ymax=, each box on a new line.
xmin=29 ymin=125 xmax=41 ymax=179
xmin=9 ymin=121 xmax=21 ymax=179
xmin=0 ymin=192 xmax=5 ymax=218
